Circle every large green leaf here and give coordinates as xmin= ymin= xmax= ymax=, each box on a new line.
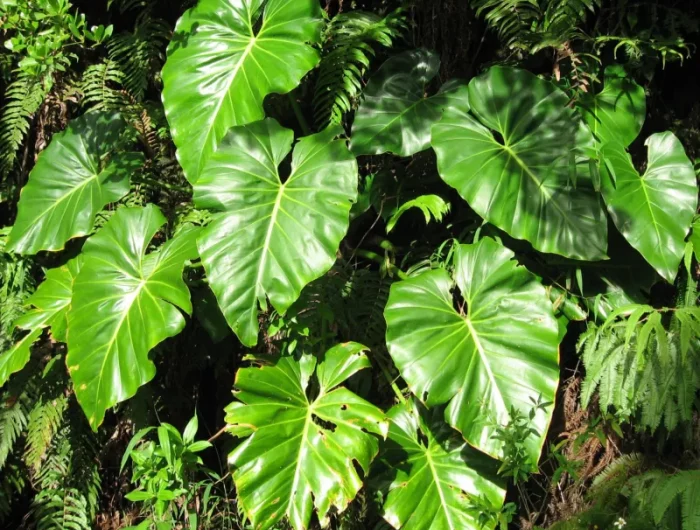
xmin=162 ymin=0 xmax=323 ymax=183
xmin=6 ymin=112 xmax=144 ymax=255
xmin=195 ymin=119 xmax=358 ymax=347
xmin=0 ymin=261 xmax=78 ymax=386
xmin=375 ymin=400 xmax=505 ymax=530
xmin=580 ymin=65 xmax=646 ymax=147
xmin=601 ymin=132 xmax=697 ymax=283
xmin=66 ymin=205 xmax=199 ymax=429
xmin=431 ymin=66 xmax=607 ymax=260
xmin=384 ymin=237 xmax=560 ymax=461
xmin=350 ymin=49 xmax=468 ymax=157
xmin=225 ymin=343 xmax=387 ymax=530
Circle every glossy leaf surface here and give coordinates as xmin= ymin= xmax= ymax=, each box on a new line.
xmin=351 ymin=49 xmax=468 ymax=157
xmin=431 ymin=66 xmax=607 ymax=260
xmin=581 ymin=65 xmax=646 ymax=147
xmin=67 ymin=206 xmax=199 ymax=429
xmin=0 ymin=262 xmax=77 ymax=386
xmin=385 ymin=238 xmax=560 ymax=461
xmin=162 ymin=0 xmax=323 ymax=183
xmin=7 ymin=112 xmax=143 ymax=254
xmin=225 ymin=343 xmax=387 ymax=530
xmin=376 ymin=400 xmax=505 ymax=530
xmin=195 ymin=119 xmax=358 ymax=347
xmin=601 ymin=132 xmax=697 ymax=283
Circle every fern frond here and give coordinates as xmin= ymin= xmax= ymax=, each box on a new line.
xmin=313 ymin=9 xmax=407 ymax=129
xmin=341 ymin=268 xmax=393 ymax=350
xmin=0 ymin=458 xmax=26 ymax=522
xmin=0 ymin=72 xmax=48 ymax=178
xmin=628 ymin=470 xmax=700 ymax=530
xmin=471 ymin=0 xmax=599 ymax=51
xmin=578 ymin=305 xmax=700 ymax=433
xmin=470 ymin=0 xmax=541 ymax=49
xmin=0 ymin=249 xmax=36 ymax=348
xmin=31 ymin=407 xmax=101 ymax=530
xmin=79 ymin=60 xmax=127 ymax=111
xmin=0 ymin=384 xmax=32 ymax=470
xmin=107 ymin=17 xmax=170 ymax=100
xmin=385 ymin=195 xmax=451 ymax=233
xmin=24 ymin=395 xmax=68 ymax=473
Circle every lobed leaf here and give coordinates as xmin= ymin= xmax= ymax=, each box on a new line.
xmin=384 ymin=237 xmax=560 ymax=462
xmin=195 ymin=119 xmax=358 ymax=347
xmin=225 ymin=343 xmax=387 ymax=530
xmin=66 ymin=205 xmax=199 ymax=429
xmin=162 ymin=0 xmax=324 ymax=183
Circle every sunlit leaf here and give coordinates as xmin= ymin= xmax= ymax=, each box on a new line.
xmin=225 ymin=343 xmax=387 ymax=530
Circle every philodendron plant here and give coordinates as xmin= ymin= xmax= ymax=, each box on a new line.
xmin=2 ymin=0 xmax=698 ymax=529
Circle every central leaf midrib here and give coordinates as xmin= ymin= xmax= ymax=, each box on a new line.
xmin=287 ymin=405 xmax=312 ymax=520
xmin=91 ymin=279 xmax=146 ymax=426
xmin=425 ymin=451 xmax=455 ymax=529
xmin=463 ymin=316 xmax=505 ymax=415
xmin=24 ymin=171 xmax=100 ymax=228
xmin=255 ymin=183 xmax=286 ymax=298
xmin=198 ymin=34 xmax=259 ymax=177
xmin=499 ymin=141 xmax=577 ymax=228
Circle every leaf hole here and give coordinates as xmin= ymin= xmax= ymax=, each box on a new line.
xmin=340 ymin=404 xmax=348 ymax=411
xmin=492 ymin=130 xmax=507 ymax=146
xmin=278 ymin=157 xmax=292 ymax=183
xmin=417 ymin=429 xmax=429 ymax=448
xmin=452 ymin=285 xmax=467 ymax=316
xmin=312 ymin=414 xmax=336 ymax=432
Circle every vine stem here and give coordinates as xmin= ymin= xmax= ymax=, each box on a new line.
xmin=288 ymin=93 xmax=312 ymax=136
xmin=208 ymin=426 xmax=228 ymax=443
xmin=372 ymin=350 xmax=406 ymax=405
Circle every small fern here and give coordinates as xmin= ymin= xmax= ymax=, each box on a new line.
xmin=578 ymin=304 xmax=700 ymax=432
xmin=24 ymin=358 xmax=69 ymax=473
xmin=0 ymin=458 xmax=25 ymax=522
xmin=0 ymin=368 xmax=36 ymax=470
xmin=31 ymin=411 xmax=101 ymax=530
xmin=0 ymin=72 xmax=48 ymax=178
xmin=106 ymin=17 xmax=170 ymax=101
xmin=628 ymin=469 xmax=700 ymax=530
xmin=79 ymin=60 xmax=128 ymax=111
xmin=342 ymin=267 xmax=393 ymax=350
xmin=470 ymin=0 xmax=599 ymax=51
xmin=385 ymin=194 xmax=451 ymax=233
xmin=471 ymin=0 xmax=542 ymax=49
xmin=313 ymin=9 xmax=407 ymax=129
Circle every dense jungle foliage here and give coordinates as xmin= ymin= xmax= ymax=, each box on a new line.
xmin=1 ymin=0 xmax=700 ymax=529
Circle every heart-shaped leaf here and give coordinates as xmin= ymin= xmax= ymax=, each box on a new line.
xmin=67 ymin=205 xmax=199 ymax=429
xmin=580 ymin=65 xmax=646 ymax=147
xmin=601 ymin=132 xmax=697 ymax=283
xmin=162 ymin=0 xmax=323 ymax=183
xmin=384 ymin=237 xmax=560 ymax=461
xmin=195 ymin=119 xmax=358 ymax=347
xmin=351 ymin=49 xmax=468 ymax=157
xmin=0 ymin=261 xmax=78 ymax=386
xmin=225 ymin=343 xmax=387 ymax=530
xmin=431 ymin=66 xmax=608 ymax=260
xmin=6 ymin=112 xmax=143 ymax=255
xmin=375 ymin=400 xmax=505 ymax=530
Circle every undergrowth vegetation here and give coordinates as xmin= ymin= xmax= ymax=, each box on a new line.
xmin=1 ymin=0 xmax=700 ymax=529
